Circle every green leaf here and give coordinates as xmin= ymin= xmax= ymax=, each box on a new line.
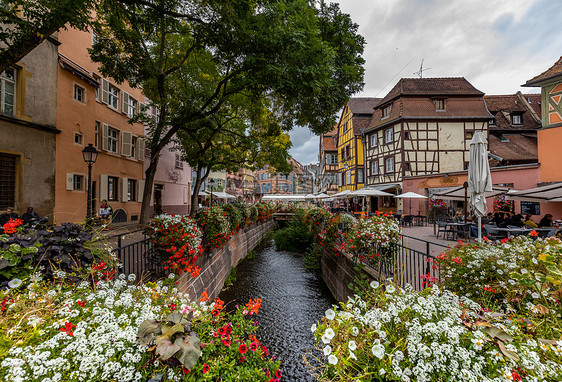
xmin=482 ymin=326 xmax=513 ymax=343
xmin=167 ymin=312 xmax=184 ymax=324
xmin=497 ymin=341 xmax=520 ymax=361
xmin=162 ymin=323 xmax=184 ymax=337
xmin=155 ymin=335 xmax=181 ymax=360
xmin=174 ymin=335 xmax=202 ymax=369
xmin=137 ymin=319 xmax=161 ymax=339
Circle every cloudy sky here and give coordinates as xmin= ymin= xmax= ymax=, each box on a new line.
xmin=289 ymin=0 xmax=562 ymax=165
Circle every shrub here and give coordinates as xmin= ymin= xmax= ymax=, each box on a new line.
xmin=146 ymin=214 xmax=203 ymax=278
xmin=273 ymin=221 xmax=313 ymax=253
xmin=197 ymin=207 xmax=231 ymax=252
xmin=248 ymin=205 xmax=259 ymax=223
xmin=221 ymin=204 xmax=243 ymax=233
xmin=311 ymin=282 xmax=562 ymax=382
xmin=233 ymin=202 xmax=251 ymax=228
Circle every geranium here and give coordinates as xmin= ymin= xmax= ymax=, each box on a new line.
xmin=197 ymin=207 xmax=231 ymax=251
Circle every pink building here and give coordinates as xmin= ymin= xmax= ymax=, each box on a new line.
xmin=402 ymin=164 xmax=562 ymax=219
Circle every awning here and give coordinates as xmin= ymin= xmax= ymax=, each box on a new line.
xmin=213 ymin=191 xmax=236 ymax=199
xmin=507 ymin=182 xmax=562 ymax=202
xmin=349 ymin=188 xmax=393 ymax=197
xmin=369 ymin=183 xmax=401 ymax=192
xmin=262 ymin=194 xmax=307 ymax=201
xmin=433 ymin=185 xmax=509 ymax=201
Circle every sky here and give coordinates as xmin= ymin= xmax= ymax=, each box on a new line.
xmin=289 ymin=0 xmax=562 ymax=165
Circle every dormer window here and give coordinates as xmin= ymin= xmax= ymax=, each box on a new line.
xmin=434 ymin=98 xmax=445 ymax=111
xmin=381 ymin=104 xmax=391 ymax=119
xmin=511 ymin=113 xmax=522 ymax=125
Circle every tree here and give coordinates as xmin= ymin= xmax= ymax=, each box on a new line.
xmin=91 ymin=0 xmax=365 ymax=223
xmin=0 ymin=0 xmax=94 ymax=73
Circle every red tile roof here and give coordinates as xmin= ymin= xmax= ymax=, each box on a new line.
xmin=322 ymin=135 xmax=337 ymax=151
xmin=484 ymin=93 xmax=541 ymax=131
xmin=348 ymin=97 xmax=381 ymax=115
xmin=525 ymin=56 xmax=562 ymax=86
xmin=522 ymin=93 xmax=542 ymax=116
xmin=378 ymin=77 xmax=484 ymax=106
xmin=488 ymin=134 xmax=537 ymax=163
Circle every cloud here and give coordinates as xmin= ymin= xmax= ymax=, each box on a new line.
xmin=288 ymin=126 xmax=319 ymax=165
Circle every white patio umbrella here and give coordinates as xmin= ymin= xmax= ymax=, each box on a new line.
xmin=316 ymin=193 xmax=330 ymax=198
xmin=305 ymin=194 xmax=316 ymax=199
xmin=332 ymin=190 xmax=352 ymax=198
xmin=468 ymin=131 xmax=492 ymax=241
xmin=395 ymin=191 xmax=427 ymax=215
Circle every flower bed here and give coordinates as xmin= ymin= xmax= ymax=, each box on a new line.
xmin=0 ymin=273 xmax=280 ymax=381
xmin=196 ymin=207 xmax=231 ymax=252
xmin=312 ymin=282 xmax=562 ymax=382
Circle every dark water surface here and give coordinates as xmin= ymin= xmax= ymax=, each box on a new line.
xmin=219 ymin=243 xmax=336 ymax=381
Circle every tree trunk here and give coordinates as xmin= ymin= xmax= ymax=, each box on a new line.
xmin=139 ymin=154 xmax=160 ymax=225
xmin=189 ymin=165 xmax=210 ymax=217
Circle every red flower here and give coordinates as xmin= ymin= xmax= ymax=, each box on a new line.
xmin=222 ymin=338 xmax=231 ymax=347
xmin=60 ymin=322 xmax=76 ymax=336
xmin=211 ymin=309 xmax=220 ymax=317
xmin=275 ymin=369 xmax=281 ymax=379
xmin=76 ymin=300 xmax=86 ymax=308
xmin=250 ymin=342 xmax=259 ymax=351
xmin=202 ymin=363 xmax=210 ymax=374
xmin=170 ymin=303 xmax=177 ymax=311
xmin=529 ymin=230 xmax=538 ymax=237
xmin=239 ymin=343 xmax=248 ymax=354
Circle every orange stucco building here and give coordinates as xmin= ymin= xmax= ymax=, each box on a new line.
xmin=54 ymin=27 xmax=146 ymax=224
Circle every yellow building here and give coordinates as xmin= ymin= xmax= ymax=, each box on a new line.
xmin=336 ymin=98 xmax=380 ymax=191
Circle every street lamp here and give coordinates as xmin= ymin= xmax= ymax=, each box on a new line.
xmin=209 ymin=178 xmax=215 ymax=208
xmin=82 ymin=143 xmax=98 ymax=225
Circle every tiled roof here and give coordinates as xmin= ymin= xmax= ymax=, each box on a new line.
xmin=525 ymin=56 xmax=562 ymax=86
xmin=378 ymin=77 xmax=484 ymax=106
xmin=488 ymin=134 xmax=537 ymax=162
xmin=348 ymin=97 xmax=381 ymax=115
xmin=352 ymin=115 xmax=373 ymax=135
xmin=366 ymin=97 xmax=491 ymax=131
xmin=522 ymin=93 xmax=542 ymax=116
xmin=484 ymin=94 xmax=541 ymax=131
xmin=322 ymin=135 xmax=337 ymax=151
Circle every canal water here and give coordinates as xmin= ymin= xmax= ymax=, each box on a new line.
xmin=219 ymin=242 xmax=336 ymax=381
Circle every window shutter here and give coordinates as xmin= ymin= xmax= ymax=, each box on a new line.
xmin=139 ymin=102 xmax=146 ymax=116
xmin=137 ymin=180 xmax=145 ymax=201
xmin=122 ymin=92 xmax=129 ymax=115
xmin=137 ymin=139 xmax=145 ymax=160
xmin=121 ymin=177 xmax=129 ymax=202
xmin=121 ymin=131 xmax=132 ymax=157
xmin=99 ymin=174 xmax=108 ymax=201
xmin=66 ymin=173 xmax=74 ymax=190
xmin=101 ymin=79 xmax=109 ymax=104
xmin=102 ymin=123 xmax=109 ymax=151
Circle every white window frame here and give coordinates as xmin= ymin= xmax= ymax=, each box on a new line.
xmin=73 ymin=84 xmax=85 ymax=103
xmin=371 ymin=161 xmax=378 ymax=175
xmin=385 ymin=157 xmax=394 ymax=174
xmin=346 ymin=170 xmax=351 ymax=184
xmin=74 ymin=132 xmax=84 ymax=145
xmin=370 ymin=134 xmax=377 ymax=148
xmin=94 ymin=121 xmax=100 ymax=148
xmin=175 ymin=153 xmax=183 ymax=169
xmin=73 ymin=174 xmax=84 ymax=191
xmin=1 ymin=67 xmax=16 ymax=116
xmin=384 ymin=128 xmax=393 ymax=144
xmin=357 ymin=168 xmax=364 ymax=183
xmin=108 ymin=83 xmax=119 ymax=110
xmin=382 ymin=105 xmax=391 ymax=119
xmin=512 ymin=114 xmax=522 ymax=125
xmin=435 ymin=98 xmax=445 ymax=111
xmin=122 ymin=92 xmax=137 ymax=118
xmin=107 ymin=126 xmax=119 ymax=153
xmin=127 ymin=178 xmax=137 ymax=202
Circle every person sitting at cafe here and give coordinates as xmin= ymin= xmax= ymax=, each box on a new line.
xmin=508 ymin=214 xmax=524 ymax=227
xmin=22 ymin=207 xmax=47 ymax=227
xmin=0 ymin=207 xmax=19 ymax=225
xmin=491 ymin=212 xmax=505 ymax=226
xmin=539 ymin=214 xmax=553 ymax=227
xmin=523 ymin=214 xmax=538 ymax=228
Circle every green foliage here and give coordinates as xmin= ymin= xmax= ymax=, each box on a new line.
xmin=303 ymin=244 xmax=323 ymax=270
xmin=221 ymin=204 xmax=244 ymax=233
xmin=224 ymin=266 xmax=238 ymax=287
xmin=248 ymin=205 xmax=259 ymax=223
xmin=197 ymin=207 xmax=231 ymax=251
xmin=233 ymin=202 xmax=250 ymax=227
xmin=273 ymin=218 xmax=313 ymax=253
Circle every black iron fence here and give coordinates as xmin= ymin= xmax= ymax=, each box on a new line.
xmin=352 ymin=234 xmax=449 ymax=291
xmin=110 ymin=232 xmax=168 ymax=281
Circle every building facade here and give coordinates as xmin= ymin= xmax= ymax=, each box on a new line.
xmin=363 ymin=77 xmax=490 ymax=211
xmin=336 ymin=98 xmax=380 ymax=192
xmin=54 ymin=27 xmax=146 ymax=224
xmin=0 ymin=37 xmax=59 ymax=219
xmin=240 ymin=168 xmax=256 ymax=202
xmin=255 ymin=168 xmax=294 ymax=195
xmin=318 ymin=126 xmax=339 ymax=194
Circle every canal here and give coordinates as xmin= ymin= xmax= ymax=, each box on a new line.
xmin=219 ymin=242 xmax=336 ymax=381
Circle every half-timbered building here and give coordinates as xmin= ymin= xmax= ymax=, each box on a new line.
xmin=336 ymin=98 xmax=380 ymax=192
xmin=364 ymin=77 xmax=491 ymax=209
xmin=318 ymin=125 xmax=339 ymax=194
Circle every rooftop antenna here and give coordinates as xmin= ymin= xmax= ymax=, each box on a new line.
xmin=413 ymin=59 xmax=430 ymax=78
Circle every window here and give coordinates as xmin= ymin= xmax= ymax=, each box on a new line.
xmin=175 ymin=153 xmax=183 ymax=169
xmin=343 ymin=121 xmax=348 ymax=134
xmin=107 ymin=83 xmax=119 ymax=110
xmin=370 ymin=134 xmax=377 ymax=148
xmin=341 ymin=172 xmax=345 ymax=186
xmin=108 ymin=127 xmax=118 ymax=153
xmin=465 ymin=131 xmax=473 ymax=139
xmin=128 ymin=179 xmax=137 ymax=201
xmin=123 ymin=93 xmax=137 ymax=118
xmin=73 ymin=174 xmax=84 ymax=191
xmin=74 ymin=85 xmax=85 ymax=103
xmin=93 ymin=74 xmax=100 ymax=101
xmin=0 ymin=154 xmax=16 ymax=209
xmin=74 ymin=132 xmax=83 ymax=145
xmin=489 ymin=118 xmax=496 ymax=126
xmin=131 ymin=136 xmax=137 ymax=158
xmin=94 ymin=121 xmax=100 ymax=148
xmin=108 ymin=176 xmax=119 ymax=201
xmin=511 ymin=114 xmax=522 ymax=125
xmin=346 ymin=170 xmax=351 ymax=184
xmin=384 ymin=128 xmax=393 ymax=143
xmin=1 ymin=68 xmax=16 ymax=116
xmin=405 ymin=162 xmax=411 ymax=171
xmin=357 ymin=168 xmax=364 ymax=183
xmin=92 ymin=31 xmax=98 ymax=46
xmin=327 ymin=154 xmax=338 ymax=165
xmin=404 ymin=131 xmax=410 ymax=140
xmin=345 ymin=145 xmax=350 ymax=158
xmin=499 ymin=134 xmax=510 ymax=142
xmin=371 ymin=161 xmax=378 ymax=175
xmin=341 ymin=148 xmax=345 ymax=160
xmin=385 ymin=157 xmax=394 ymax=173
xmin=435 ymin=99 xmax=445 ymax=111
xmin=382 ymin=104 xmax=391 ymax=119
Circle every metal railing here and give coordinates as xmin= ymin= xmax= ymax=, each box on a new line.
xmin=111 ymin=234 xmax=167 ymax=280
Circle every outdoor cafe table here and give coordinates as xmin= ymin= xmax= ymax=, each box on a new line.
xmin=445 ymin=222 xmax=472 ymax=240
xmin=411 ymin=215 xmax=427 ymax=226
xmin=495 ymin=227 xmax=556 ymax=238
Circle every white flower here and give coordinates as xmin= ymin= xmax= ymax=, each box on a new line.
xmin=321 ymin=334 xmax=331 ymax=344
xmin=311 ymin=323 xmax=317 ymax=333
xmin=323 ymin=345 xmax=332 ymax=356
xmin=328 ymin=354 xmax=338 ymax=365
xmin=348 ymin=340 xmax=357 ymax=351
xmin=324 ymin=328 xmax=335 ymax=340
xmin=370 ymin=280 xmax=380 ymax=289
xmin=372 ymin=343 xmax=385 ymax=359
xmin=168 ymin=273 xmax=175 ymax=279
xmin=351 ymin=326 xmax=359 ymax=336
xmin=379 ymin=368 xmax=386 ymax=376
xmin=325 ymin=309 xmax=336 ymax=320
xmin=128 ymin=274 xmax=136 ymax=282
xmin=386 ymin=285 xmax=396 ymax=294
xmin=531 ymin=292 xmax=540 ymax=299
xmin=8 ymin=278 xmax=22 ymax=289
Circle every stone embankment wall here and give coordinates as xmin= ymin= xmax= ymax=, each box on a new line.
xmin=178 ymin=219 xmax=274 ymax=300
xmin=320 ymin=250 xmax=377 ymax=302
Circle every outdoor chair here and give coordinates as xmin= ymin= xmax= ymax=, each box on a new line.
xmin=436 ymin=221 xmax=453 ymax=240
xmin=538 ymin=228 xmax=557 ymax=238
xmin=506 ymin=225 xmax=522 ymax=230
xmin=400 ymin=215 xmax=413 ymax=227
xmin=483 ymin=224 xmax=502 ymax=240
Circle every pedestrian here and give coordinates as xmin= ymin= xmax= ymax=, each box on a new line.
xmin=539 ymin=213 xmax=553 ymax=227
xmin=98 ymin=200 xmax=113 ymax=229
xmin=0 ymin=207 xmax=19 ymax=225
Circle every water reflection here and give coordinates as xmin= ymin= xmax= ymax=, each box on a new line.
xmin=219 ymin=243 xmax=336 ymax=381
